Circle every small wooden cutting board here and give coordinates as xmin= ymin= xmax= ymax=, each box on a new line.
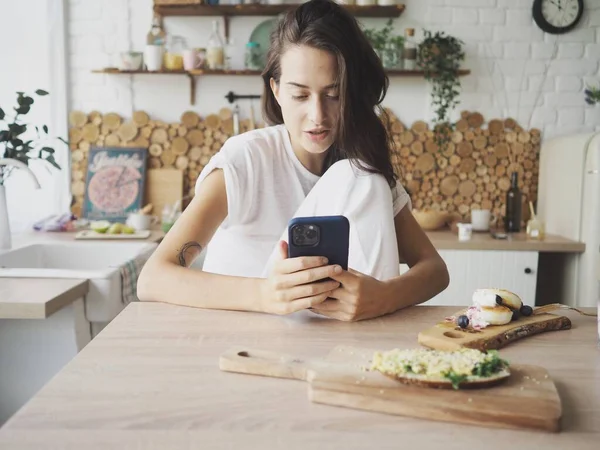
xmin=417 ymin=310 xmax=571 ymax=351
xmin=220 ymin=346 xmax=562 ymax=433
xmin=75 ymin=230 xmax=151 ymax=240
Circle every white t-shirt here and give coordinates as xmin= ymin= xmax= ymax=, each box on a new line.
xmin=195 ymin=124 xmax=410 ymax=278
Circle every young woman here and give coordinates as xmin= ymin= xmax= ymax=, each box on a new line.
xmin=137 ymin=0 xmax=449 ymax=321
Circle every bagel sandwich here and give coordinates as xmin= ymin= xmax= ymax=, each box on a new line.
xmin=370 ymin=347 xmax=510 ymax=390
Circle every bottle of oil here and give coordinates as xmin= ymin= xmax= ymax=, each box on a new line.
xmin=147 ymin=14 xmax=166 ymax=46
xmin=504 ymin=171 xmax=522 ymax=232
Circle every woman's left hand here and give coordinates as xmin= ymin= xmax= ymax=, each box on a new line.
xmin=309 ymin=269 xmax=390 ymax=322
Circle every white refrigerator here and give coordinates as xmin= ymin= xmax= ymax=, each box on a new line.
xmin=537 ymin=131 xmax=600 ymax=308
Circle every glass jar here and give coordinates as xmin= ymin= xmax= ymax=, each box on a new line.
xmin=244 ymin=42 xmax=262 ymax=71
xmin=165 ymin=35 xmax=186 ymax=71
xmin=207 ymin=20 xmax=225 ymax=70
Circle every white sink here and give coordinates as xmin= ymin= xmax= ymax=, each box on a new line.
xmin=0 ymin=241 xmax=157 ymax=329
xmin=0 ymin=242 xmax=156 ymax=278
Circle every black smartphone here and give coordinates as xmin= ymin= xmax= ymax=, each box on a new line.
xmin=287 ymin=215 xmax=349 ymax=270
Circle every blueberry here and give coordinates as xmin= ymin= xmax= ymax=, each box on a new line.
xmin=457 ymin=315 xmax=469 ymax=329
xmin=511 ymin=309 xmax=520 ymax=321
xmin=520 ymin=305 xmax=533 ymax=316
xmin=495 ymin=295 xmax=503 ymax=306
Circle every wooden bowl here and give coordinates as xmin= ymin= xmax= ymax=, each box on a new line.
xmin=412 ymin=210 xmax=450 ymax=231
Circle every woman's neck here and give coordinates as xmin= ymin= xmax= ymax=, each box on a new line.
xmin=289 ymin=137 xmax=328 ymax=176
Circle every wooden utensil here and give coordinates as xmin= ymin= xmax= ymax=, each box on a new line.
xmin=249 ymin=102 xmax=256 ymax=131
xmin=220 ymin=346 xmax=562 ymax=432
xmin=140 ymin=203 xmax=153 ymax=215
xmin=418 ymin=310 xmax=571 ymax=352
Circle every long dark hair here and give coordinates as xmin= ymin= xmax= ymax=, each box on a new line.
xmin=261 ymin=0 xmax=397 ymax=187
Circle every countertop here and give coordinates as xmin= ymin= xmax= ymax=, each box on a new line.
xmin=8 ymin=228 xmax=584 ymax=252
xmin=0 ymin=303 xmax=597 ymax=448
xmin=0 ymin=278 xmax=89 ymax=319
xmin=426 ymin=230 xmax=585 ymax=252
xmin=9 ymin=228 xmax=165 ymax=247
xmin=0 ymin=228 xmax=584 ymax=320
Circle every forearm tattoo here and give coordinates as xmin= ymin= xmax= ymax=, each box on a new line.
xmin=177 ymin=241 xmax=203 ymax=267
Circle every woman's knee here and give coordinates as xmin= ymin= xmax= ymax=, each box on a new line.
xmin=325 ymin=159 xmax=389 ymax=189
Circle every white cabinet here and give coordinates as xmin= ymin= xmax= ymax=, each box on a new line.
xmin=401 ymin=250 xmax=539 ymax=307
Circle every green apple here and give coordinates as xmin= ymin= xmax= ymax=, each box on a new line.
xmin=107 ymin=223 xmax=124 ymax=234
xmin=90 ymin=220 xmax=111 ymax=234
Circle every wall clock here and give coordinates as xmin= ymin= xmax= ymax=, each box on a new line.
xmin=532 ymin=0 xmax=584 ymax=34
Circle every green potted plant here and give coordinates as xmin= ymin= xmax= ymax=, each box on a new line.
xmin=0 ymin=89 xmax=65 ymax=249
xmin=585 ymin=84 xmax=600 ymax=105
xmin=417 ymin=30 xmax=465 ymax=150
xmin=364 ymin=19 xmax=405 ymax=69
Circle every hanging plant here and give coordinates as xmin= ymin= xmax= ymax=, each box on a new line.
xmin=585 ymin=84 xmax=600 ymax=106
xmin=417 ymin=31 xmax=465 ymax=151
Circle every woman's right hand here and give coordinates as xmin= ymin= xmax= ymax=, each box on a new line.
xmin=259 ymin=240 xmax=342 ymax=315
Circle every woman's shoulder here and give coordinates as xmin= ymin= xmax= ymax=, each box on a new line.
xmin=220 ymin=124 xmax=288 ymax=160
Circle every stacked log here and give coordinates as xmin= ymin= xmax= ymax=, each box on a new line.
xmin=384 ymin=109 xmax=539 ymax=226
xmin=68 ymin=108 xmax=254 ymax=217
xmin=69 ymin=107 xmax=540 ymax=228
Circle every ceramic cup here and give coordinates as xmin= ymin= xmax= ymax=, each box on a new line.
xmin=126 ymin=213 xmax=158 ymax=231
xmin=471 ymin=209 xmax=495 ymax=232
xmin=119 ymin=51 xmax=143 ymax=71
xmin=144 ymin=45 xmax=163 ymax=71
xmin=183 ymin=48 xmax=204 ymax=70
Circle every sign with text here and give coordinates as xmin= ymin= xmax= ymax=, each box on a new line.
xmin=83 ymin=147 xmax=147 ymax=222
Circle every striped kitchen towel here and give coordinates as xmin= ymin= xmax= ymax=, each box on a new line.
xmin=120 ymin=254 xmax=149 ymax=306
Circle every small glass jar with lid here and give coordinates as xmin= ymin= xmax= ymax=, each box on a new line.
xmin=244 ymin=42 xmax=262 ymax=71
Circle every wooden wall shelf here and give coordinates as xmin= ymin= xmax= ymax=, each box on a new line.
xmin=93 ymin=67 xmax=471 ymax=105
xmin=153 ymin=4 xmax=406 ymax=18
xmin=153 ymin=3 xmax=405 ymax=39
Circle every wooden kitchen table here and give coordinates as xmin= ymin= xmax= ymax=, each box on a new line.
xmin=0 ymin=303 xmax=597 ymax=449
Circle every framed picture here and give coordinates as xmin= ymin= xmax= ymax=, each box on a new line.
xmin=82 ymin=146 xmax=148 ymax=222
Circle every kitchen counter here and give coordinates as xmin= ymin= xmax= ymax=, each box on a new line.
xmin=426 ymin=230 xmax=585 ymax=252
xmin=9 ymin=228 xmax=584 ymax=253
xmin=0 ymin=228 xmax=584 ymax=320
xmin=0 ymin=278 xmax=88 ymax=319
xmin=0 ymin=303 xmax=597 ymax=448
xmin=10 ymin=228 xmax=165 ymax=247
xmin=0 ymin=229 xmax=163 ymax=320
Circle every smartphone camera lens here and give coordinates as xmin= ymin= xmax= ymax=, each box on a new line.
xmin=292 ymin=224 xmax=320 ymax=247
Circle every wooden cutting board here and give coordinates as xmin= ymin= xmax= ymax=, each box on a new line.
xmin=220 ymin=346 xmax=562 ymax=432
xmin=417 ymin=310 xmax=572 ymax=352
xmin=75 ymin=230 xmax=151 ymax=240
xmin=144 ymin=168 xmax=183 ymax=220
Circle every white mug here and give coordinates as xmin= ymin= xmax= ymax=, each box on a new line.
xmin=126 ymin=213 xmax=158 ymax=231
xmin=144 ymin=45 xmax=163 ymax=71
xmin=471 ymin=209 xmax=495 ymax=232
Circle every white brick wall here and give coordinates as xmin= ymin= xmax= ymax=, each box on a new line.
xmin=67 ymin=0 xmax=600 ymax=139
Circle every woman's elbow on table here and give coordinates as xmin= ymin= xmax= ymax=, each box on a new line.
xmin=434 ymin=255 xmax=450 ymax=295
xmin=136 ymin=261 xmax=161 ymax=302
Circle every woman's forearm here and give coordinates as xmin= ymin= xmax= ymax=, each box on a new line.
xmin=137 ymin=261 xmax=265 ymax=312
xmin=382 ymin=257 xmax=450 ymax=313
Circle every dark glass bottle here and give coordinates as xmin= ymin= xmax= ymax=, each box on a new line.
xmin=505 ymin=172 xmax=522 ymax=232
